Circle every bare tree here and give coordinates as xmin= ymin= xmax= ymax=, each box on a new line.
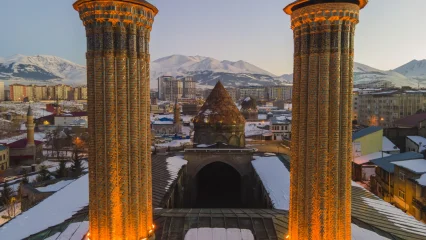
xmin=71 ymin=137 xmax=86 ymax=177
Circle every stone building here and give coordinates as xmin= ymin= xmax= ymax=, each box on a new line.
xmin=193 ymin=81 xmax=246 ymax=147
xmin=240 ymin=96 xmax=258 ymax=121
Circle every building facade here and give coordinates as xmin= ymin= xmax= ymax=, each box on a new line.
xmin=0 ymin=81 xmax=4 ymax=101
xmin=285 ymin=0 xmax=367 ymax=238
xmin=268 ymin=85 xmax=293 ymax=101
xmin=270 ymin=116 xmax=291 ymax=140
xmin=239 ymin=86 xmax=267 ymax=101
xmin=0 ymin=145 xmax=9 ymax=171
xmin=74 ymin=0 xmax=158 ymax=239
xmin=357 ymin=90 xmax=426 ymax=128
xmin=182 ymin=76 xmax=196 ymax=99
xmin=9 ymin=84 xmax=87 ymax=101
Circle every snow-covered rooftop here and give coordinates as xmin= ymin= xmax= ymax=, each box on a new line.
xmin=416 ymin=173 xmax=426 ymax=187
xmin=251 ymin=156 xmax=290 ymax=210
xmin=407 ymin=136 xmax=426 ymax=152
xmin=0 ymin=132 xmax=46 ymax=145
xmin=185 ymin=228 xmax=254 ymax=240
xmin=391 ymin=159 xmax=426 ymax=174
xmin=153 ymin=121 xmax=173 ymax=125
xmin=165 ymin=156 xmax=188 ymax=190
xmin=382 ymin=136 xmax=399 ymax=152
xmin=0 ymin=174 xmax=89 ymax=240
xmin=155 ymin=139 xmax=192 ymax=147
xmin=353 ymin=152 xmax=390 ymax=165
xmin=36 ymin=180 xmax=75 ymax=192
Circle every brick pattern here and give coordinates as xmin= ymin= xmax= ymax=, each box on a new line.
xmin=75 ymin=1 xmax=157 ymax=239
xmin=287 ymin=3 xmax=360 ymax=239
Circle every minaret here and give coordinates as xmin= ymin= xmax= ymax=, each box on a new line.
xmin=26 ymin=106 xmax=35 ymax=147
xmin=73 ymin=1 xmax=158 ymax=239
xmin=284 ymin=0 xmax=368 ymax=239
xmin=174 ymin=98 xmax=182 ymax=134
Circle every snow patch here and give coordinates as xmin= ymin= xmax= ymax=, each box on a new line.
xmin=185 ymin=228 xmax=254 ymax=240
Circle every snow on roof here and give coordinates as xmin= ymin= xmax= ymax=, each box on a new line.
xmin=0 ymin=174 xmax=89 ymax=240
xmin=416 ymin=173 xmax=426 ymax=186
xmin=155 ymin=139 xmax=192 ymax=147
xmin=370 ymin=152 xmax=424 ymax=173
xmin=0 ymin=132 xmax=46 ymax=145
xmin=353 ymin=152 xmax=390 ymax=165
xmin=391 ymin=159 xmax=426 ymax=174
xmin=44 ymin=221 xmax=89 ymax=240
xmin=351 ymin=223 xmax=390 ymax=240
xmin=244 ymin=97 xmax=251 ymax=102
xmin=153 ymin=121 xmax=174 ymax=125
xmin=382 ymin=136 xmax=399 ymax=152
xmin=184 ymin=228 xmax=254 ymax=240
xmin=251 ymin=156 xmax=290 ymax=210
xmin=165 ymin=156 xmax=188 ymax=190
xmin=36 ymin=180 xmax=75 ymax=192
xmin=351 ymin=182 xmax=426 ymax=237
xmin=407 ymin=136 xmax=426 ymax=152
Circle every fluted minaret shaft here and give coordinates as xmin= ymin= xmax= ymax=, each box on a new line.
xmin=73 ymin=1 xmax=158 ymax=239
xmin=285 ymin=2 xmax=364 ymax=239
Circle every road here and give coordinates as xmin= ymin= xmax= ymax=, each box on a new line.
xmin=247 ymin=140 xmax=291 ymax=156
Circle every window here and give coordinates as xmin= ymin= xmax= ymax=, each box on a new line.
xmin=398 ymin=189 xmax=405 ymax=199
xmin=399 ymin=171 xmax=405 ymax=181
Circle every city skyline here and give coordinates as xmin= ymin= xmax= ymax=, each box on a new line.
xmin=0 ymin=0 xmax=424 ymax=76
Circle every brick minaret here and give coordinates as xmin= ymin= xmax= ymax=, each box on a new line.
xmin=284 ymin=0 xmax=368 ymax=239
xmin=73 ymin=0 xmax=158 ymax=239
xmin=26 ymin=106 xmax=35 ymax=147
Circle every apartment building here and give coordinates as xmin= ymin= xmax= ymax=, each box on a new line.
xmin=9 ymin=84 xmax=87 ymax=101
xmin=239 ymin=86 xmax=267 ymax=101
xmin=158 ymin=76 xmax=197 ymax=101
xmin=268 ymin=85 xmax=293 ymax=102
xmin=357 ymin=90 xmax=426 ymax=128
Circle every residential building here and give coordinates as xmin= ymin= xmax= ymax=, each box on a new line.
xmin=357 ymin=90 xmax=426 ymax=128
xmin=0 ymin=81 xmax=4 ymax=101
xmin=0 ymin=145 xmax=9 ymax=171
xmin=9 ymin=84 xmax=27 ymax=101
xmin=9 ymin=84 xmax=87 ymax=101
xmin=352 ymin=126 xmax=385 ymax=181
xmin=406 ymin=136 xmax=426 ymax=154
xmin=270 ymin=116 xmax=291 ymax=140
xmin=353 ymin=89 xmax=360 ymax=121
xmin=267 ymin=85 xmax=292 ymax=101
xmin=182 ymin=76 xmax=196 ymax=99
xmin=239 ymin=86 xmax=267 ymax=101
xmin=371 ymin=152 xmax=424 ymax=203
xmin=392 ymin=159 xmax=426 ymax=218
xmin=54 ymin=112 xmax=88 ymax=128
xmin=226 ymin=87 xmax=240 ymax=102
xmin=383 ymin=136 xmax=400 ymax=154
xmin=158 ymin=76 xmax=173 ymax=100
xmin=413 ymin=173 xmax=426 ymax=222
xmin=182 ymin=104 xmax=200 ymax=115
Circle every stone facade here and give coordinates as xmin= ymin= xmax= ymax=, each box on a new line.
xmin=73 ymin=0 xmax=158 ymax=239
xmin=285 ymin=0 xmax=367 ymax=239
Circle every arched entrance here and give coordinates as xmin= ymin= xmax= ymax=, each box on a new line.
xmin=195 ymin=162 xmax=242 ymax=208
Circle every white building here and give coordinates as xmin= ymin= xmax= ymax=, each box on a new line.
xmin=54 ymin=112 xmax=88 ymax=128
xmin=270 ymin=116 xmax=291 ymax=141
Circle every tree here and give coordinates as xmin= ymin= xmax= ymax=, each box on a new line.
xmin=21 ymin=169 xmax=29 ymax=184
xmin=71 ymin=137 xmax=86 ymax=177
xmin=1 ymin=181 xmax=17 ymax=219
xmin=35 ymin=165 xmax=51 ymax=183
xmin=55 ymin=160 xmax=68 ymax=178
xmin=46 ymin=128 xmax=66 ymax=160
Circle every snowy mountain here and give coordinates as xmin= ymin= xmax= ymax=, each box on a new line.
xmin=0 ymin=54 xmax=86 ymax=86
xmin=2 ymin=54 xmax=426 ymax=89
xmin=150 ymin=55 xmax=282 ymax=88
xmin=394 ymin=60 xmax=426 ymax=81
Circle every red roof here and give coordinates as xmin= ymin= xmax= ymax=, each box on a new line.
xmin=8 ymin=139 xmax=43 ymax=149
xmin=393 ymin=113 xmax=426 ymax=128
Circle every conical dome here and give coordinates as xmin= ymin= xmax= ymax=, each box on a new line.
xmin=241 ymin=97 xmax=257 ymax=111
xmin=194 ymin=81 xmax=245 ymax=125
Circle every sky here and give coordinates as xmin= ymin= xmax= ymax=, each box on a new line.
xmin=0 ymin=0 xmax=425 ymax=76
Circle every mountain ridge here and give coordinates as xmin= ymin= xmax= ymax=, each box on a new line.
xmin=1 ymin=54 xmax=426 ymax=89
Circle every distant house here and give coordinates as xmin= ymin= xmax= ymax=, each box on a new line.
xmin=406 ymin=136 xmax=426 ymax=155
xmin=370 ymin=152 xmax=424 ymax=203
xmin=54 ymin=112 xmax=88 ymax=128
xmin=352 ymin=126 xmax=387 ymax=181
xmin=270 ymin=116 xmax=291 ymax=141
xmin=384 ymin=113 xmax=426 ymax=152
xmin=0 ymin=145 xmax=9 ymax=171
xmin=391 ymin=159 xmax=426 ymax=222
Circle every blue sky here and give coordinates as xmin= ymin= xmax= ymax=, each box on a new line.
xmin=1 ymin=0 xmax=425 ymax=75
